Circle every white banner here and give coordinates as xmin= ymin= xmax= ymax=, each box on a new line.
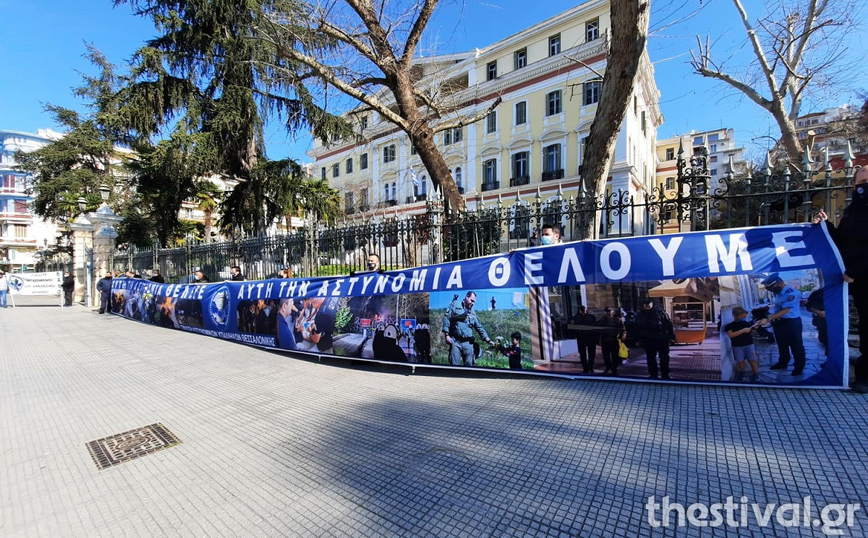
xmin=9 ymin=271 xmax=62 ymax=296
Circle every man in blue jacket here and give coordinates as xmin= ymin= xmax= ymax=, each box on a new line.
xmin=96 ymin=272 xmax=113 ymax=314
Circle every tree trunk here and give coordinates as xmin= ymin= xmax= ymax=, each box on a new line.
xmin=580 ymin=0 xmax=650 ymax=237
xmin=772 ymin=100 xmax=803 ymax=164
xmin=391 ymin=71 xmax=465 ymax=213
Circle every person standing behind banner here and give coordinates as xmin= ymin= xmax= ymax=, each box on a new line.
xmin=0 ymin=270 xmax=8 ymax=308
xmin=62 ymin=272 xmax=74 ymax=307
xmin=230 ymin=265 xmax=245 ymax=281
xmin=149 ymin=270 xmax=165 ymax=284
xmin=814 ymin=166 xmax=868 ymax=392
xmin=96 ymin=272 xmax=113 ymax=314
xmin=635 ymin=299 xmax=676 ymax=379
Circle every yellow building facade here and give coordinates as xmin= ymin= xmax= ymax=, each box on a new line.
xmin=308 ymin=0 xmax=662 ymax=239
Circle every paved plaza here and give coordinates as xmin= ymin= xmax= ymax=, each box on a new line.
xmin=2 ymin=296 xmax=867 ymax=537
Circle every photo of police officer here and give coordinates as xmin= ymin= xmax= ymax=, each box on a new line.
xmin=442 ymin=291 xmax=494 ymax=367
xmin=757 ymin=274 xmax=807 ymax=376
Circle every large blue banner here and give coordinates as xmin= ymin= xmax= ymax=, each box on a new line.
xmin=111 ymin=222 xmax=848 ymax=387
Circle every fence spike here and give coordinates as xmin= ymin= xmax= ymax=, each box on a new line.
xmin=824 ymin=147 xmax=832 ymax=172
xmin=845 ymin=140 xmax=855 ymax=171
xmin=763 ymin=151 xmax=772 ymax=176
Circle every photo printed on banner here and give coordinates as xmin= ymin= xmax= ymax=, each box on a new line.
xmin=535 ymin=268 xmax=833 ymax=384
xmin=430 ymin=288 xmax=534 ymax=370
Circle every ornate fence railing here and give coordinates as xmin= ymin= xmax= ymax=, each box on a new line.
xmin=112 ymin=149 xmax=861 ymax=283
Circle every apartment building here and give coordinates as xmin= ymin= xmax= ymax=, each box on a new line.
xmin=0 ymin=129 xmax=64 ymax=271
xmin=795 ymin=104 xmax=867 ymax=157
xmin=307 ymin=0 xmax=662 ymax=239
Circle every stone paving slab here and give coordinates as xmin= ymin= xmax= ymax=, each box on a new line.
xmin=1 ymin=295 xmax=867 ymax=537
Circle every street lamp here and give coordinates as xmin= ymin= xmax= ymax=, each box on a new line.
xmin=77 ymin=196 xmax=87 ymax=213
xmin=99 ymin=183 xmax=110 ymax=202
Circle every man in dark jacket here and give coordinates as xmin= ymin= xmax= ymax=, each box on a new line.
xmin=61 ymin=272 xmax=74 ymax=307
xmin=598 ymin=307 xmax=626 ymax=375
xmin=815 ymin=166 xmax=868 ymax=392
xmin=149 ymin=270 xmax=165 ymax=283
xmin=572 ymin=305 xmax=599 ymax=373
xmin=96 ymin=272 xmax=113 ymax=314
xmin=230 ymin=266 xmax=245 ymax=281
xmin=634 ymin=299 xmax=676 ymax=379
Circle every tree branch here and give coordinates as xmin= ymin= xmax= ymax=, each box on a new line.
xmin=730 ymin=0 xmax=781 ymax=99
xmin=431 ymin=96 xmax=502 ymax=133
xmin=563 ymin=54 xmax=605 ymax=79
xmin=401 ymin=0 xmax=438 ymax=69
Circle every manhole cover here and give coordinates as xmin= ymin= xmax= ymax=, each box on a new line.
xmin=86 ymin=423 xmax=181 ymax=470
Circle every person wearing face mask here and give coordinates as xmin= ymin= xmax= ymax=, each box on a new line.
xmin=442 ymin=291 xmax=494 ymax=366
xmin=367 ymin=253 xmax=382 ymax=272
xmin=814 ymin=166 xmax=868 ymax=391
xmin=540 ymin=223 xmax=562 ymax=246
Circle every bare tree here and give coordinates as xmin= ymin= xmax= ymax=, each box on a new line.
xmin=580 ymin=0 xmax=651 ymax=210
xmin=256 ymin=0 xmax=502 ymax=212
xmin=690 ymin=0 xmax=856 ymax=163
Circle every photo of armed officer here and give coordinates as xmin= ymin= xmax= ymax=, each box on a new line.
xmin=429 ymin=289 xmax=533 ymax=369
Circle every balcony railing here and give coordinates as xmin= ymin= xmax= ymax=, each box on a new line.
xmin=509 ymin=176 xmax=530 ymax=187
xmin=481 ymin=181 xmax=500 ymax=192
xmin=542 ymin=169 xmax=564 ymax=182
xmin=378 ymin=199 xmax=398 ymax=209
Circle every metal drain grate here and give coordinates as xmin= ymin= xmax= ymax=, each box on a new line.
xmin=86 ymin=423 xmax=181 ymax=470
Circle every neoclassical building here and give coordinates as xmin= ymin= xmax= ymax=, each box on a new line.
xmin=307 ymin=0 xmax=662 ymax=240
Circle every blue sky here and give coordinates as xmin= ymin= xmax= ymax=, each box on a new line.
xmin=2 ymin=0 xmax=865 ymax=164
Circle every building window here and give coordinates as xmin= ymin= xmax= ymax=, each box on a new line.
xmin=586 ymin=18 xmax=599 ymax=42
xmin=549 ymin=34 xmax=561 ymax=56
xmin=444 ymin=127 xmax=463 ymax=145
xmin=391 ymin=182 xmax=397 ymax=201
xmin=709 ymin=143 xmax=718 ymax=153
xmin=360 ymin=153 xmax=369 ymax=170
xmin=332 ymin=163 xmax=340 ymax=178
xmin=710 ymin=169 xmax=718 ymax=176
xmin=345 ymin=192 xmax=354 ymax=212
xmin=641 ymin=111 xmax=646 ymax=134
xmin=411 ymin=145 xmax=417 ymax=155
xmin=665 ymin=177 xmax=675 ymax=190
xmin=709 ymin=155 xmax=718 ymax=163
xmin=383 ymin=144 xmax=396 ymax=163
xmin=360 ymin=188 xmax=368 ymax=210
xmin=708 ymin=133 xmax=719 ymax=142
xmin=512 ymin=151 xmax=529 ymax=182
xmin=360 ymin=115 xmax=368 ymax=129
xmin=583 ymin=81 xmax=601 ymax=105
xmin=665 ymin=148 xmax=674 ymax=161
xmin=514 ymin=48 xmax=527 ymax=70
xmin=693 ymin=136 xmax=704 ymax=146
xmin=345 ymin=158 xmax=353 ymax=174
xmin=330 ymin=133 xmax=340 ymax=143
xmin=320 ymin=167 xmax=326 ymax=180
xmin=486 ymin=61 xmax=497 ymax=81
xmin=14 ymin=224 xmax=27 ymax=238
xmin=14 ymin=200 xmax=27 ymax=213
xmin=482 ymin=159 xmax=498 ymax=190
xmin=455 ymin=167 xmax=463 ymax=190
xmin=543 ymin=144 xmax=562 ymax=173
xmin=515 ymin=102 xmax=527 ymax=125
xmin=486 ymin=110 xmax=497 ymax=134
xmin=546 ymin=90 xmax=562 ymax=116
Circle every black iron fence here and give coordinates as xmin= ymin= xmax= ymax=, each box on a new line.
xmin=112 ymin=150 xmax=861 ymax=283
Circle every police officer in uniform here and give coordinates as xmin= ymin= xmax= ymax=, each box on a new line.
xmin=760 ymin=274 xmax=806 ymax=376
xmin=442 ymin=291 xmax=493 ymax=366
